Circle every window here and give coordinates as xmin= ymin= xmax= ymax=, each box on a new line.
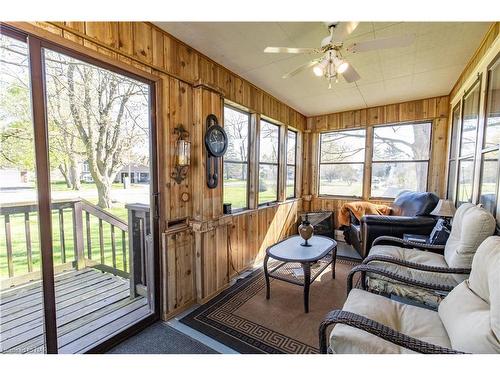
xmin=371 ymin=122 xmax=431 ymax=198
xmin=460 ymin=81 xmax=481 ymax=157
xmin=456 ymin=79 xmax=481 ymax=205
xmin=223 ymin=105 xmax=250 ymax=210
xmin=447 ymin=104 xmax=461 ymax=200
xmin=478 ymin=150 xmax=499 ymax=214
xmin=478 ymin=56 xmax=500 ymax=217
xmin=484 ymin=57 xmax=500 ymax=149
xmin=319 ymin=129 xmax=366 ymax=197
xmin=286 ymin=130 xmax=297 ymax=198
xmin=258 ymin=119 xmax=280 ymax=204
xmin=457 ymin=158 xmax=474 ymax=205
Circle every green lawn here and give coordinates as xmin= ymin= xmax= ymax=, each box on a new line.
xmin=319 ymin=180 xmax=362 ymax=196
xmin=258 ymin=189 xmax=279 ymax=204
xmin=223 ymin=185 xmax=248 ymax=209
xmin=223 ymin=179 xmax=295 ymax=209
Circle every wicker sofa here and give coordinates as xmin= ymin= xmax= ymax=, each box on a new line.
xmin=319 ymin=236 xmax=500 ymax=354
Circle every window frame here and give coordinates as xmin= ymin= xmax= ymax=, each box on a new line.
xmin=478 ymin=52 xmax=500 ymax=218
xmin=446 ymin=102 xmax=462 ymax=200
xmin=286 ymin=128 xmax=298 ymax=199
xmin=318 ymin=128 xmax=366 ymax=199
xmin=258 ymin=118 xmax=281 ymax=206
xmin=222 ymin=103 xmax=251 ymax=212
xmin=478 ymin=149 xmax=500 ymax=216
xmin=455 ymin=76 xmax=482 ymax=206
xmin=482 ymin=51 xmax=500 ymax=150
xmin=369 ymin=121 xmax=433 ymax=200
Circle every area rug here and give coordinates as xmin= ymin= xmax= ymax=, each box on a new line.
xmin=180 ymin=258 xmax=360 ymax=354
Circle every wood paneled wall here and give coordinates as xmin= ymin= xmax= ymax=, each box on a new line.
xmin=228 ymin=201 xmax=300 ymax=277
xmin=38 ymin=21 xmax=307 ymax=130
xmin=6 ymin=21 xmax=305 ymax=319
xmin=302 ymin=96 xmax=450 ymax=227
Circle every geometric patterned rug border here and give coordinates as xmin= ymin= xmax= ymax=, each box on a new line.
xmin=180 ymin=258 xmax=360 ymax=354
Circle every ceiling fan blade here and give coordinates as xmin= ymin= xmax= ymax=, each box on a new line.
xmin=264 ymin=46 xmax=320 ymax=54
xmin=331 ymin=22 xmax=360 ymax=43
xmin=346 ymin=34 xmax=415 ymax=53
xmin=282 ymin=60 xmax=320 ymax=79
xmin=341 ymin=64 xmax=361 ymax=83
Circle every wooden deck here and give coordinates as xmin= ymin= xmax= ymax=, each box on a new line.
xmin=0 ymin=268 xmax=149 ymax=353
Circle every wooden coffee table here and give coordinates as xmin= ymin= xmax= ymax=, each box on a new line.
xmin=263 ymin=235 xmax=337 ymax=313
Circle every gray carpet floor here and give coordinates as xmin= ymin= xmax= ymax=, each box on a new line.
xmin=107 ymin=322 xmax=218 ymax=354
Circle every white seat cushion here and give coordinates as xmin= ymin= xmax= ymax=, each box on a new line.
xmin=330 ymin=289 xmax=451 ymax=354
xmin=444 ymin=203 xmax=496 ymax=274
xmin=438 ymin=236 xmax=500 ymax=353
xmin=368 ymin=245 xmax=460 ymax=288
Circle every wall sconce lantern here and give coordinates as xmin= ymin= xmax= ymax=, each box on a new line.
xmin=171 ymin=124 xmax=190 ymax=184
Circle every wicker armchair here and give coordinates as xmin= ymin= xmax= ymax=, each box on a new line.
xmin=361 ymin=203 xmax=496 ymax=307
xmin=319 ymin=236 xmax=500 ymax=354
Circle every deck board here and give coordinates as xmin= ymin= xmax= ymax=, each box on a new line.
xmin=0 ymin=269 xmax=94 ymax=301
xmin=0 ymin=268 xmax=149 ymax=354
xmin=0 ymin=277 xmax=125 ymax=325
xmin=0 ymin=281 xmax=127 ymax=332
xmin=1 ymin=283 xmax=129 ymax=338
xmin=1 ymin=272 xmax=119 ymax=319
xmin=1 ymin=270 xmax=113 ymax=309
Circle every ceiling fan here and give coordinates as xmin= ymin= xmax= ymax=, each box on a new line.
xmin=264 ymin=22 xmax=415 ymax=88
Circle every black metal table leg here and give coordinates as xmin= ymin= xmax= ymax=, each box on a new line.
xmin=331 ymin=245 xmax=337 ymax=279
xmin=264 ymin=254 xmax=270 ymax=299
xmin=302 ymin=262 xmax=311 ymax=313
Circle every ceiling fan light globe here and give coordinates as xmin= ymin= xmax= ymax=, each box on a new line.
xmin=313 ymin=66 xmax=324 ymax=77
xmin=337 ymin=61 xmax=349 ymax=74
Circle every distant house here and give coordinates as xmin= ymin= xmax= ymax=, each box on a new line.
xmin=80 ymin=161 xmax=149 ymax=184
xmin=116 ymin=163 xmax=150 ymax=184
xmin=0 ymin=168 xmax=28 ymax=188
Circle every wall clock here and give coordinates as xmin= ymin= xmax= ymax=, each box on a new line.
xmin=205 ymin=114 xmax=228 ymax=188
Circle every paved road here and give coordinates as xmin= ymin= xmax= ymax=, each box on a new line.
xmin=0 ymin=184 xmax=150 ymax=205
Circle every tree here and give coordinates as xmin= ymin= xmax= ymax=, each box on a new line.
xmin=1 ymin=36 xmax=86 ymax=191
xmin=44 ymin=50 xmax=149 ymax=208
xmin=0 ymin=38 xmax=36 ymax=172
xmin=46 ymin=67 xmax=86 ymax=190
xmin=224 ymin=108 xmax=248 ymax=180
xmin=373 ymin=124 xmax=431 ymax=192
xmin=1 ymin=35 xmax=150 ymax=208
xmin=0 ymin=85 xmax=35 ymax=171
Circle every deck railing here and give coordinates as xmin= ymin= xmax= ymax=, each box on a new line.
xmin=80 ymin=200 xmax=128 ymax=278
xmin=0 ymin=198 xmax=150 ymax=294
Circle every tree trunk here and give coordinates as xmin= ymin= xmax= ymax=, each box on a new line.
xmin=95 ymin=179 xmax=112 ymax=208
xmin=412 ymin=125 xmax=432 ymax=192
xmin=69 ymin=157 xmax=81 ymax=191
xmin=58 ymin=163 xmax=73 ymax=189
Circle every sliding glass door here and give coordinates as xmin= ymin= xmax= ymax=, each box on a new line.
xmin=0 ymin=25 xmax=159 ymax=353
